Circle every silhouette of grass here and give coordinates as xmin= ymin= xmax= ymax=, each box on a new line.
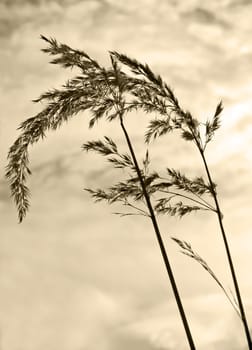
xmin=6 ymin=35 xmax=252 ymax=349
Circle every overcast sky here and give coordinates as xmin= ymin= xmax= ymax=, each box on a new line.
xmin=1 ymin=0 xmax=252 ymax=349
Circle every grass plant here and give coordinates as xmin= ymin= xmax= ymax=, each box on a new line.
xmin=6 ymin=36 xmax=252 ymax=349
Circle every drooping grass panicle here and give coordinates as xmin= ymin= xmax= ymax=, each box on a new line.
xmin=171 ymin=237 xmax=241 ymax=318
xmin=6 ymin=82 xmax=99 ymax=222
xmin=6 ymin=37 xmax=127 ymax=222
xmin=110 ymin=54 xmax=206 ymax=147
xmin=110 ymin=52 xmax=191 ymax=138
xmin=110 ymin=51 xmax=181 ymax=108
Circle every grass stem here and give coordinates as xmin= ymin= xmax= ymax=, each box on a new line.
xmin=199 ymin=148 xmax=252 ymax=349
xmin=119 ymin=113 xmax=196 ymax=350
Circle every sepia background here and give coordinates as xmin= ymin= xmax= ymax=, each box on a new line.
xmin=1 ymin=0 xmax=252 ymax=349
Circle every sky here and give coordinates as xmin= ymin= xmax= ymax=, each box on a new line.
xmin=1 ymin=0 xmax=252 ymax=349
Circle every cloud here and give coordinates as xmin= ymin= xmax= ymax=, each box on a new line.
xmin=126 ymin=293 xmax=249 ymax=349
xmin=228 ymin=0 xmax=252 ymax=7
xmin=181 ymin=6 xmax=229 ymax=27
xmin=110 ymin=332 xmax=157 ymax=350
xmin=0 ymin=0 xmax=64 ymax=39
xmin=1 ymin=285 xmax=131 ymax=350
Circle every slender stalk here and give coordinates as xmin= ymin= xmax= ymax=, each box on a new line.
xmin=119 ymin=113 xmax=196 ymax=350
xmin=158 ymin=189 xmax=215 ymax=211
xmin=122 ymin=200 xmax=150 ymax=217
xmin=199 ymin=148 xmax=252 ymax=349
